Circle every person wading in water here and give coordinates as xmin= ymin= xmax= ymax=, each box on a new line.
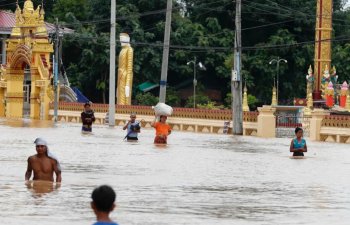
xmin=81 ymin=102 xmax=96 ymax=132
xmin=289 ymin=127 xmax=308 ymax=157
xmin=123 ymin=113 xmax=141 ymax=141
xmin=151 ymin=115 xmax=171 ymax=144
xmin=25 ymin=138 xmax=61 ymax=182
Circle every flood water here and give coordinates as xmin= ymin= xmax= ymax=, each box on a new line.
xmin=0 ymin=118 xmax=349 ymax=225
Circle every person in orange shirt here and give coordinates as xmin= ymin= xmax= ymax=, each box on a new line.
xmin=151 ymin=115 xmax=171 ymax=144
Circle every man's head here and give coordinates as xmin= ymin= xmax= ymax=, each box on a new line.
xmin=34 ymin=137 xmax=48 ymax=155
xmin=84 ymin=102 xmax=91 ymax=110
xmin=130 ymin=113 xmax=136 ymax=123
xmin=91 ymin=185 xmax=116 ymax=213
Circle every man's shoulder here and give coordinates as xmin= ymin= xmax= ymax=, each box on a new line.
xmin=28 ymin=155 xmax=37 ymax=161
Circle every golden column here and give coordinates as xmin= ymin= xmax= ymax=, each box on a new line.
xmin=313 ymin=0 xmax=333 ymax=100
xmin=117 ymin=33 xmax=134 ymax=105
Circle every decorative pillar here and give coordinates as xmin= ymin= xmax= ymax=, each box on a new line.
xmin=309 ymin=108 xmax=330 ymax=141
xmin=325 ymin=81 xmax=334 ymax=107
xmin=339 ymin=81 xmax=348 ymax=108
xmin=346 ymin=88 xmax=350 ymax=111
xmin=257 ymin=105 xmax=276 ymax=138
xmin=271 ymin=86 xmax=277 ymax=106
xmin=1 ymin=38 xmax=6 ymax=65
xmin=305 ymin=65 xmax=314 ymax=115
xmin=243 ymin=85 xmax=249 ymax=111
xmin=313 ymin=0 xmax=333 ymax=100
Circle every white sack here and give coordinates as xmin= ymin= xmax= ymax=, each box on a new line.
xmin=153 ymin=102 xmax=173 ymax=116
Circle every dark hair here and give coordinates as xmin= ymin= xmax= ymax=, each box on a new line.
xmin=295 ymin=127 xmax=303 ymax=134
xmin=91 ymin=185 xmax=116 ymax=212
xmin=160 ymin=115 xmax=167 ymax=119
xmin=84 ymin=102 xmax=91 ymax=107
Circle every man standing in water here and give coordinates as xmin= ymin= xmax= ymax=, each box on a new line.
xmin=81 ymin=102 xmax=96 ymax=132
xmin=123 ymin=113 xmax=140 ymax=141
xmin=25 ymin=138 xmax=61 ymax=182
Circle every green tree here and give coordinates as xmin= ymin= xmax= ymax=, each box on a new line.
xmin=135 ymin=92 xmax=158 ymax=106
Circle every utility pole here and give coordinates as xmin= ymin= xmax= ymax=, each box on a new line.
xmin=159 ymin=0 xmax=173 ymax=103
xmin=108 ymin=0 xmax=116 ymax=126
xmin=231 ymin=0 xmax=243 ymax=135
xmin=193 ymin=56 xmax=197 ymax=109
xmin=53 ymin=18 xmax=59 ymax=123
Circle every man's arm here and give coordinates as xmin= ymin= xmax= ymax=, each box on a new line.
xmin=123 ymin=121 xmax=130 ymax=130
xmin=81 ymin=112 xmax=86 ymax=123
xmin=53 ymin=160 xmax=62 ymax=183
xmin=25 ymin=157 xmax=32 ymax=181
xmin=91 ymin=112 xmax=96 ymax=122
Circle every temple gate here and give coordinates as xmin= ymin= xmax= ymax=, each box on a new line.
xmin=0 ymin=0 xmax=54 ymax=119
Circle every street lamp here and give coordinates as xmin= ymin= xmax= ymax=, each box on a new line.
xmin=269 ymin=57 xmax=287 ymax=105
xmin=187 ymin=57 xmax=206 ymax=108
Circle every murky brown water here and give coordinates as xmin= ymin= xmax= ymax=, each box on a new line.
xmin=0 ymin=118 xmax=349 ymax=225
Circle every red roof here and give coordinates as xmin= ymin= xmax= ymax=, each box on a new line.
xmin=0 ymin=10 xmax=73 ymax=35
xmin=0 ymin=10 xmax=16 ymax=34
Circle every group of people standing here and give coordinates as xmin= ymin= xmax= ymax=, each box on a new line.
xmin=81 ymin=102 xmax=172 ymax=144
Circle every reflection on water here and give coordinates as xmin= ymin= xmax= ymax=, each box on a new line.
xmin=0 ymin=119 xmax=350 ymax=225
xmin=26 ymin=180 xmax=60 ymax=196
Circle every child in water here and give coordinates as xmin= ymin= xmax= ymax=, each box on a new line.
xmin=290 ymin=127 xmax=307 ymax=156
xmin=91 ymin=185 xmax=119 ymax=225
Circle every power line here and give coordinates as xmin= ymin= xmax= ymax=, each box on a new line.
xmin=0 ymin=0 xmax=24 ymax=7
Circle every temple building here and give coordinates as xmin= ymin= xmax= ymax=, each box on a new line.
xmin=0 ymin=0 xmax=75 ymax=119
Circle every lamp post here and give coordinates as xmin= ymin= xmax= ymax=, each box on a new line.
xmin=187 ymin=57 xmax=206 ymax=108
xmin=269 ymin=57 xmax=287 ymax=105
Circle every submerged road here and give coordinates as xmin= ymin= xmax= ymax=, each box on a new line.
xmin=0 ymin=119 xmax=349 ymax=225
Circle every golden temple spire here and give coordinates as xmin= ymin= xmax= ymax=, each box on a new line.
xmin=23 ymin=0 xmax=34 ymax=12
xmin=243 ymin=85 xmax=249 ymax=111
xmin=271 ymin=86 xmax=277 ymax=106
xmin=308 ymin=65 xmax=313 ymax=75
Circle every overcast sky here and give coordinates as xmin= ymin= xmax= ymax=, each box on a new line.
xmin=346 ymin=0 xmax=350 ymax=8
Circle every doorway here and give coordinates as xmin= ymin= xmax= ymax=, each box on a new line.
xmin=23 ymin=65 xmax=31 ymax=118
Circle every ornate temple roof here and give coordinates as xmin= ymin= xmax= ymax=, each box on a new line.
xmin=0 ymin=10 xmax=73 ymax=35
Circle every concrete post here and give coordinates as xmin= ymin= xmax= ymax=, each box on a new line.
xmin=309 ymin=108 xmax=330 ymax=141
xmin=257 ymin=105 xmax=276 ymax=138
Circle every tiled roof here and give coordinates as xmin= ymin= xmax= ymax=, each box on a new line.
xmin=0 ymin=10 xmax=73 ymax=35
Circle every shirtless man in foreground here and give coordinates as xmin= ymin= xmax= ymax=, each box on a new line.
xmin=25 ymin=138 xmax=62 ymax=182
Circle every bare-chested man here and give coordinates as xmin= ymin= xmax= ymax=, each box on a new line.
xmin=25 ymin=138 xmax=62 ymax=182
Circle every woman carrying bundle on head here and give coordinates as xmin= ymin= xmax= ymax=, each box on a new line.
xmin=151 ymin=103 xmax=173 ymax=144
xmin=151 ymin=115 xmax=171 ymax=144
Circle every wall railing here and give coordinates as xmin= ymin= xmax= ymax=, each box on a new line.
xmin=51 ymin=102 xmax=238 ymax=120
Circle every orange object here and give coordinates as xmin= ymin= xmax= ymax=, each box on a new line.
xmin=340 ymin=95 xmax=347 ymax=107
xmin=326 ymin=95 xmax=334 ymax=107
xmin=154 ymin=122 xmax=171 ymax=136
